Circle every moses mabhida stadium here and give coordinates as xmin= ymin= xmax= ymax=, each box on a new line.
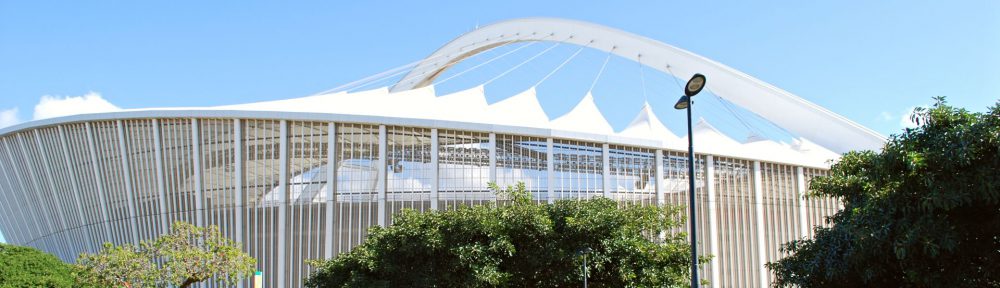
xmin=0 ymin=18 xmax=884 ymax=287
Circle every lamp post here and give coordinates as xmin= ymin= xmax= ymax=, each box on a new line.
xmin=577 ymin=247 xmax=593 ymax=288
xmin=674 ymin=73 xmax=706 ymax=288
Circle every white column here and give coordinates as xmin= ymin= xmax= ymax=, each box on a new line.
xmin=233 ymin=119 xmax=244 ymax=244
xmin=277 ymin=120 xmax=288 ymax=288
xmin=0 ymin=153 xmax=20 ymax=244
xmin=752 ymin=161 xmax=768 ymax=287
xmin=234 ymin=121 xmax=244 ymax=288
xmin=0 ymin=145 xmax=32 ymax=245
xmin=377 ymin=125 xmax=387 ymax=226
xmin=58 ymin=125 xmax=92 ymax=250
xmin=116 ymin=121 xmax=140 ymax=244
xmin=796 ymin=166 xmax=809 ymax=238
xmin=14 ymin=134 xmax=55 ymax=255
xmin=325 ymin=123 xmax=337 ymax=259
xmin=9 ymin=137 xmax=42 ymax=247
xmin=33 ymin=130 xmax=71 ymax=249
xmin=430 ymin=129 xmax=439 ymax=210
xmin=488 ymin=133 xmax=497 ymax=184
xmin=14 ymin=135 xmax=56 ymax=242
xmin=705 ymin=155 xmax=720 ymax=285
xmin=546 ymin=138 xmax=555 ymax=203
xmin=602 ymin=143 xmax=611 ymax=198
xmin=655 ymin=150 xmax=664 ymax=206
xmin=654 ymin=150 xmax=666 ymax=242
xmin=85 ymin=123 xmax=114 ymax=242
xmin=190 ymin=119 xmax=205 ymax=227
xmin=150 ymin=119 xmax=169 ymax=234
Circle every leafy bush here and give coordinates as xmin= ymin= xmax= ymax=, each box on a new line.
xmin=768 ymin=98 xmax=1000 ymax=287
xmin=306 ymin=182 xmax=706 ymax=288
xmin=76 ymin=221 xmax=256 ymax=288
xmin=0 ymin=243 xmax=74 ymax=288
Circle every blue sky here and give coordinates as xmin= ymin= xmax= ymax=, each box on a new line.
xmin=0 ymin=1 xmax=997 ymax=243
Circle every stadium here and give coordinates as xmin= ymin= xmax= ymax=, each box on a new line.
xmin=0 ymin=18 xmax=883 ymax=287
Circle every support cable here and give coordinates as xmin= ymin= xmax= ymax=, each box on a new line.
xmin=533 ymin=41 xmax=588 ymax=87
xmin=310 ymin=52 xmax=456 ymax=95
xmin=435 ymin=34 xmax=552 ymax=86
xmin=342 ymin=64 xmax=427 ymax=93
xmin=482 ymin=38 xmax=565 ymax=87
xmin=587 ymin=48 xmax=614 ymax=93
xmin=310 ymin=34 xmax=524 ymax=95
xmin=711 ymin=91 xmax=760 ymax=136
xmin=708 ymin=88 xmax=797 ymax=141
xmin=664 ymin=65 xmax=686 ymax=91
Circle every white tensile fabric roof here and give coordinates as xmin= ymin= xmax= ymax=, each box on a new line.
xmin=485 ymin=87 xmax=549 ymax=128
xmin=683 ymin=119 xmax=744 ymax=157
xmin=550 ymin=92 xmax=614 ymax=135
xmin=618 ymin=102 xmax=683 ymax=150
xmin=210 ymin=84 xmax=838 ymax=167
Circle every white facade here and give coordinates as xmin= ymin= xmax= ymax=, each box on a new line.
xmin=0 ymin=112 xmax=842 ymax=287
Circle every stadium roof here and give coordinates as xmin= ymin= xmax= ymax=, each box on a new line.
xmin=213 ymin=84 xmax=841 ymax=167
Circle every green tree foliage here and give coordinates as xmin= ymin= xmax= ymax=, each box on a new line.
xmin=76 ymin=221 xmax=256 ymax=288
xmin=767 ymin=97 xmax=1000 ymax=287
xmin=0 ymin=243 xmax=75 ymax=287
xmin=306 ymin=182 xmax=706 ymax=288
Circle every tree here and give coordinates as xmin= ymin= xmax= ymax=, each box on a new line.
xmin=76 ymin=221 xmax=256 ymax=288
xmin=767 ymin=97 xmax=1000 ymax=287
xmin=306 ymin=182 xmax=706 ymax=288
xmin=0 ymin=243 xmax=75 ymax=287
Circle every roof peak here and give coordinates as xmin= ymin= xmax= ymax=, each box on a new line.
xmin=551 ymin=91 xmax=613 ymax=134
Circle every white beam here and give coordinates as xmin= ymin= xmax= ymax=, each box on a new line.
xmin=377 ymin=125 xmax=387 ymax=226
xmin=58 ymin=125 xmax=92 ymax=251
xmin=430 ymin=129 xmax=439 ymax=210
xmin=14 ymin=134 xmax=56 ymax=245
xmin=150 ymin=119 xmax=169 ymax=234
xmin=116 ymin=120 xmax=140 ymax=244
xmin=0 ymin=138 xmax=31 ymax=246
xmin=654 ymin=150 xmax=664 ymax=206
xmin=546 ymin=138 xmax=554 ymax=203
xmin=654 ymin=150 xmax=666 ymax=242
xmin=0 ymin=148 xmax=22 ymax=245
xmin=233 ymin=119 xmax=244 ymax=243
xmin=33 ymin=129 xmax=71 ymax=259
xmin=602 ymin=143 xmax=611 ymax=198
xmin=752 ymin=161 xmax=768 ymax=287
xmin=325 ymin=123 xmax=337 ymax=258
xmin=797 ymin=166 xmax=809 ymax=238
xmin=277 ymin=120 xmax=288 ymax=288
xmin=190 ymin=119 xmax=205 ymax=227
xmin=488 ymin=133 xmax=497 ymax=184
xmin=705 ymin=155 xmax=720 ymax=285
xmin=84 ymin=122 xmax=114 ymax=242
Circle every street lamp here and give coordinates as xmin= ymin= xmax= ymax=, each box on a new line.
xmin=674 ymin=73 xmax=706 ymax=288
xmin=577 ymin=247 xmax=593 ymax=288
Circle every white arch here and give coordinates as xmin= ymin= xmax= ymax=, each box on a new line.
xmin=391 ymin=17 xmax=884 ymax=153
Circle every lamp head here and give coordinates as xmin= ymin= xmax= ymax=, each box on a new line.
xmin=684 ymin=73 xmax=706 ymax=97
xmin=674 ymin=96 xmax=690 ymax=110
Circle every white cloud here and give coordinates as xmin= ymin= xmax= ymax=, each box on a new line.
xmin=900 ymin=106 xmax=924 ymax=129
xmin=879 ymin=111 xmax=893 ymax=121
xmin=33 ymin=92 xmax=120 ymax=120
xmin=0 ymin=107 xmax=20 ymax=128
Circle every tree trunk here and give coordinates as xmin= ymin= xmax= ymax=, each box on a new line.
xmin=179 ymin=278 xmax=198 ymax=288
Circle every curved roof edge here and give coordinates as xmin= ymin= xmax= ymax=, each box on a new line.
xmin=0 ymin=109 xmax=832 ymax=169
